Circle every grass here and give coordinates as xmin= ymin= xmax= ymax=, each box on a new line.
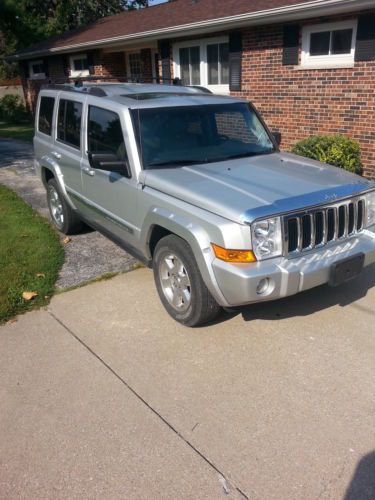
xmin=0 ymin=121 xmax=34 ymax=142
xmin=0 ymin=185 xmax=64 ymax=324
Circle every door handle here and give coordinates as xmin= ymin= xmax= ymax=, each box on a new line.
xmin=82 ymin=166 xmax=95 ymax=177
xmin=51 ymin=151 xmax=61 ymax=159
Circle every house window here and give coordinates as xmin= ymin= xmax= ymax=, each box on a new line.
xmin=301 ymin=20 xmax=357 ymax=68
xmin=29 ymin=60 xmax=45 ymax=79
xmin=128 ymin=53 xmax=142 ymax=81
xmin=173 ymin=37 xmax=229 ymax=93
xmin=179 ymin=46 xmax=200 ymax=85
xmin=207 ymin=43 xmax=229 ymax=85
xmin=69 ymin=54 xmax=89 ymax=78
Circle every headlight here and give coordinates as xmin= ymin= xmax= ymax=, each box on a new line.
xmin=366 ymin=191 xmax=375 ymax=227
xmin=251 ymin=217 xmax=283 ymax=260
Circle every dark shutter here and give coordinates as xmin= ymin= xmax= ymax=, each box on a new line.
xmin=158 ymin=40 xmax=171 ymax=83
xmin=62 ymin=55 xmax=70 ymax=77
xmin=23 ymin=60 xmax=30 ymax=79
xmin=229 ymin=32 xmax=242 ymax=91
xmin=283 ymin=24 xmax=299 ymax=65
xmin=42 ymin=58 xmax=49 ymax=78
xmin=355 ymin=13 xmax=375 ymax=61
xmin=87 ymin=52 xmax=95 ymax=75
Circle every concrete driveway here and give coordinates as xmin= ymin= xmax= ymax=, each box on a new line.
xmin=1 ymin=266 xmax=375 ymax=499
xmin=0 ymin=138 xmax=137 ymax=289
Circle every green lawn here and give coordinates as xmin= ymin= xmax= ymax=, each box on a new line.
xmin=0 ymin=122 xmax=34 ymax=142
xmin=0 ymin=186 xmax=64 ymax=323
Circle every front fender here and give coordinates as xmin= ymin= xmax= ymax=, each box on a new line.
xmin=141 ymin=207 xmax=229 ymax=306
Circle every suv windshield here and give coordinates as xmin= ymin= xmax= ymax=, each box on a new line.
xmin=131 ymin=103 xmax=275 ymax=169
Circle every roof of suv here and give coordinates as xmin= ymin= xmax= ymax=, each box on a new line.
xmin=42 ymin=82 xmax=246 ymax=108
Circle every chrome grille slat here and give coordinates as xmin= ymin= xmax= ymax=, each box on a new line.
xmin=354 ymin=201 xmax=358 ymax=233
xmin=297 ymin=217 xmax=302 ymax=252
xmin=322 ymin=209 xmax=328 ymax=245
xmin=333 ymin=206 xmax=339 ymax=240
xmin=310 ymin=213 xmax=315 ymax=249
xmin=284 ymin=196 xmax=366 ymax=257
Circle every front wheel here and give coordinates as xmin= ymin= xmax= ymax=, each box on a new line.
xmin=153 ymin=235 xmax=221 ymax=327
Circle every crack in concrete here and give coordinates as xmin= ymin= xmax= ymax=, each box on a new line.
xmin=48 ymin=310 xmax=249 ymax=499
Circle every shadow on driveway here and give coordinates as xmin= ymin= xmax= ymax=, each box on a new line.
xmin=0 ymin=138 xmax=34 ymax=169
xmin=344 ymin=451 xmax=375 ymax=499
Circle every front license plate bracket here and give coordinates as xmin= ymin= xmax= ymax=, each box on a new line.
xmin=329 ymin=253 xmax=365 ymax=287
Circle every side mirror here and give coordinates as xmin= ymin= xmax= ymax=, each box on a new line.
xmin=272 ymin=131 xmax=282 ymax=147
xmin=88 ymin=152 xmax=131 ymax=177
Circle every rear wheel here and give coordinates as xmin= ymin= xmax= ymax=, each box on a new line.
xmin=153 ymin=235 xmax=221 ymax=327
xmin=47 ymin=178 xmax=83 ymax=234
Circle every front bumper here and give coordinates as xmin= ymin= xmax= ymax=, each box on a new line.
xmin=212 ymin=229 xmax=375 ymax=307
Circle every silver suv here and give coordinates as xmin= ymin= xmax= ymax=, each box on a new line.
xmin=34 ymin=83 xmax=375 ymax=326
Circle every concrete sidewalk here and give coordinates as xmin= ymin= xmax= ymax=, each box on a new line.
xmin=2 ymin=266 xmax=375 ymax=498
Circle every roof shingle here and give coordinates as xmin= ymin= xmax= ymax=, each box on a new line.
xmin=12 ymin=0 xmax=318 ymax=58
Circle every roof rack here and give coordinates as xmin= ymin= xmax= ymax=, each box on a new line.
xmin=43 ymin=83 xmax=107 ymax=97
xmin=42 ymin=76 xmax=212 ymax=97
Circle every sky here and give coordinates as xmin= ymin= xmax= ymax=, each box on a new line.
xmin=148 ymin=0 xmax=169 ymax=5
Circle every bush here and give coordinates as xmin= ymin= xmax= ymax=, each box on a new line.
xmin=0 ymin=94 xmax=28 ymax=124
xmin=291 ymin=134 xmax=362 ymax=175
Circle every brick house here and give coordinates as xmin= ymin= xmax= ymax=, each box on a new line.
xmin=7 ymin=0 xmax=375 ymax=178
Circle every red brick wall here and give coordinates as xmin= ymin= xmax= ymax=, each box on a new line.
xmin=20 ymin=48 xmax=152 ymax=111
xmin=90 ymin=50 xmax=127 ymax=78
xmin=232 ymin=16 xmax=375 ymax=179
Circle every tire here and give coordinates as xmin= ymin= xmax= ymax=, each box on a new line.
xmin=153 ymin=235 xmax=221 ymax=327
xmin=46 ymin=178 xmax=83 ymax=234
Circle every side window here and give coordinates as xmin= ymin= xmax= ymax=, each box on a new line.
xmin=38 ymin=96 xmax=55 ymax=136
xmin=87 ymin=106 xmax=127 ymax=161
xmin=57 ymin=99 xmax=82 ymax=149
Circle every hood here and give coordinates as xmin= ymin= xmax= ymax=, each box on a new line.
xmin=143 ymin=152 xmax=374 ymax=223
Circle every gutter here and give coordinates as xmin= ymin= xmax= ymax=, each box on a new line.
xmin=7 ymin=0 xmax=375 ymax=61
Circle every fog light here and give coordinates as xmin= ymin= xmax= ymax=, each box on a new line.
xmin=256 ymin=278 xmax=270 ymax=295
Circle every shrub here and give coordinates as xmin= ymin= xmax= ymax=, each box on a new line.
xmin=0 ymin=94 xmax=28 ymax=124
xmin=291 ymin=134 xmax=362 ymax=175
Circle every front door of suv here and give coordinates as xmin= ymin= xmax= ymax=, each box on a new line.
xmin=80 ymin=103 xmax=138 ymax=247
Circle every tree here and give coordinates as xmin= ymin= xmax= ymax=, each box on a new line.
xmin=0 ymin=0 xmax=149 ymax=79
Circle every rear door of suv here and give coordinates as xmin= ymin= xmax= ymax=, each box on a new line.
xmin=52 ymin=92 xmax=86 ymax=199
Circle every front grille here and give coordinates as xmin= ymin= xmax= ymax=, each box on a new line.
xmin=284 ymin=197 xmax=366 ymax=256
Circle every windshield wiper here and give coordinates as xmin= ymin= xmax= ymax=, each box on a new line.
xmin=147 ymin=159 xmax=210 ymax=167
xmin=221 ymin=152 xmax=264 ymax=161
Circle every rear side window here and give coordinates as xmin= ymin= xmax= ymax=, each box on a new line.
xmin=57 ymin=99 xmax=83 ymax=149
xmin=38 ymin=96 xmax=55 ymax=136
xmin=87 ymin=106 xmax=127 ymax=160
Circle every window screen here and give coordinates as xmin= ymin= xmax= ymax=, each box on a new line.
xmin=73 ymin=57 xmax=88 ymax=72
xmin=57 ymin=99 xmax=82 ymax=149
xmin=128 ymin=53 xmax=142 ymax=81
xmin=88 ymin=106 xmax=127 ymax=160
xmin=331 ymin=29 xmax=353 ymax=54
xmin=179 ymin=46 xmax=200 ymax=85
xmin=38 ymin=96 xmax=55 ymax=135
xmin=207 ymin=43 xmax=229 ymax=85
xmin=310 ymin=31 xmax=331 ymax=56
xmin=310 ymin=28 xmax=353 ymax=56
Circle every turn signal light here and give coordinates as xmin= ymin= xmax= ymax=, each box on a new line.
xmin=211 ymin=244 xmax=257 ymax=263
